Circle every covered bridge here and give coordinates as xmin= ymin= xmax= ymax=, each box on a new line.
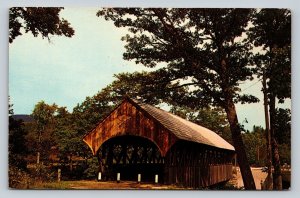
xmin=83 ymin=97 xmax=235 ymax=188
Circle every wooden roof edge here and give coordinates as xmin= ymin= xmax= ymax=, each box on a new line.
xmin=82 ymin=138 xmax=96 ymax=156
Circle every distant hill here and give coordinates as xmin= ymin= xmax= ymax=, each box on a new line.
xmin=12 ymin=114 xmax=34 ymax=123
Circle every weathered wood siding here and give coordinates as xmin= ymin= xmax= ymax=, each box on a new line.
xmin=83 ymin=100 xmax=178 ymax=156
xmin=165 ymin=141 xmax=234 ymax=188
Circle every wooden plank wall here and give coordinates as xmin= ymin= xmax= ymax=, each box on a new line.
xmin=164 ymin=141 xmax=234 ymax=188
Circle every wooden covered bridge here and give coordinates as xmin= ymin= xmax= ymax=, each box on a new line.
xmin=83 ymin=97 xmax=235 ymax=188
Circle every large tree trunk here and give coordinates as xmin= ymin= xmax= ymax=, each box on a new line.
xmin=224 ymin=98 xmax=256 ymax=190
xmin=269 ymin=94 xmax=282 ymax=190
xmin=262 ymin=71 xmax=273 ymax=189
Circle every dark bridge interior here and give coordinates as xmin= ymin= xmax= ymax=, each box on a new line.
xmin=97 ymin=135 xmax=164 ymax=182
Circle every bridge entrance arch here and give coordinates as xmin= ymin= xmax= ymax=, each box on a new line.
xmin=97 ymin=135 xmax=164 ymax=182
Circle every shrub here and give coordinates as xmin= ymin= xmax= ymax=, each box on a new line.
xmin=9 ymin=166 xmax=31 ymax=189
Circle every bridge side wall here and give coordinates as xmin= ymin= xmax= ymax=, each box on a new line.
xmin=164 ymin=141 xmax=234 ymax=188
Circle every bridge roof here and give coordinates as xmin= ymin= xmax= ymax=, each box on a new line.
xmin=131 ymin=99 xmax=235 ymax=151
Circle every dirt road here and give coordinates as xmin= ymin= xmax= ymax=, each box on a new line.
xmin=234 ymin=167 xmax=268 ymax=190
xmin=69 ymin=180 xmax=181 ymax=189
xmin=33 ymin=180 xmax=186 ymax=190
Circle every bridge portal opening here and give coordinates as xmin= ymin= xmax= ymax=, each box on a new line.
xmin=97 ymin=135 xmax=164 ymax=183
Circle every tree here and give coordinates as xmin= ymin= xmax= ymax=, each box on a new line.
xmin=71 ymin=90 xmax=115 ymax=135
xmin=274 ymin=108 xmax=291 ymax=165
xmin=9 ymin=7 xmax=74 ymax=43
xmin=31 ymin=101 xmax=58 ymax=165
xmin=51 ymin=91 xmax=115 ymax=178
xmin=242 ymin=126 xmax=267 ymax=166
xmin=9 ymin=98 xmax=28 ymax=170
xmin=249 ymin=9 xmax=291 ymax=189
xmin=54 ymin=107 xmax=79 ymax=172
xmin=274 ymin=108 xmax=291 ymax=145
xmin=97 ymin=8 xmax=257 ymax=189
xmin=8 ymin=101 xmax=30 ymax=188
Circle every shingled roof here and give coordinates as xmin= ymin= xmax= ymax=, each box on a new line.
xmin=131 ymin=99 xmax=235 ymax=151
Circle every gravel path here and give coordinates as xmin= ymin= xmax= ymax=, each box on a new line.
xmin=234 ymin=167 xmax=268 ymax=190
xmin=69 ymin=180 xmax=175 ymax=189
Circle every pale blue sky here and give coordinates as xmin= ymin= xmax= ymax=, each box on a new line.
xmin=9 ymin=8 xmax=147 ymax=112
xmin=9 ymin=8 xmax=290 ymax=131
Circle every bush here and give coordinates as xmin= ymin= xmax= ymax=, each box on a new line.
xmin=279 ymin=143 xmax=291 ymax=165
xmin=9 ymin=166 xmax=31 ymax=189
xmin=83 ymin=157 xmax=98 ymax=179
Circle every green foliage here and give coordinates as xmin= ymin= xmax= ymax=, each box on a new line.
xmin=249 ymin=9 xmax=291 ymax=102
xmin=242 ymin=126 xmax=267 ymax=166
xmin=248 ymin=9 xmax=290 ymax=49
xmin=97 ymin=8 xmax=258 ymax=108
xmin=83 ymin=157 xmax=99 ymax=179
xmin=64 ymin=91 xmax=115 ymax=161
xmin=21 ymin=93 xmax=114 ymax=181
xmin=31 ymin=101 xmax=58 ymax=161
xmin=27 ymin=164 xmax=57 ymax=183
xmin=9 ymin=166 xmax=31 ymax=189
xmin=71 ymin=91 xmax=114 ymax=135
xmin=267 ymin=46 xmax=291 ymax=102
xmin=9 ymin=99 xmax=28 ymax=170
xmin=32 ymin=101 xmax=57 ymax=127
xmin=9 ymin=7 xmax=74 ymax=43
xmin=54 ymin=107 xmax=78 ymax=159
xmin=274 ymin=108 xmax=291 ymax=165
xmin=274 ymin=108 xmax=291 ymax=145
xmin=278 ymin=143 xmax=291 ymax=165
xmin=101 ymin=72 xmax=166 ymax=105
xmin=9 ymin=118 xmax=28 ymax=169
xmin=23 ymin=122 xmax=39 ymax=155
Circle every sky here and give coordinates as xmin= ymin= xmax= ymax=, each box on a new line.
xmin=9 ymin=8 xmax=291 ymax=131
xmin=9 ymin=8 xmax=147 ymax=112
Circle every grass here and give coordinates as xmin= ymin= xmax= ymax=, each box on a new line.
xmin=31 ymin=181 xmax=73 ymax=189
xmin=29 ymin=180 xmax=241 ymax=190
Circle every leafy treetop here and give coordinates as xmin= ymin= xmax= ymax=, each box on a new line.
xmin=9 ymin=7 xmax=74 ymax=43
